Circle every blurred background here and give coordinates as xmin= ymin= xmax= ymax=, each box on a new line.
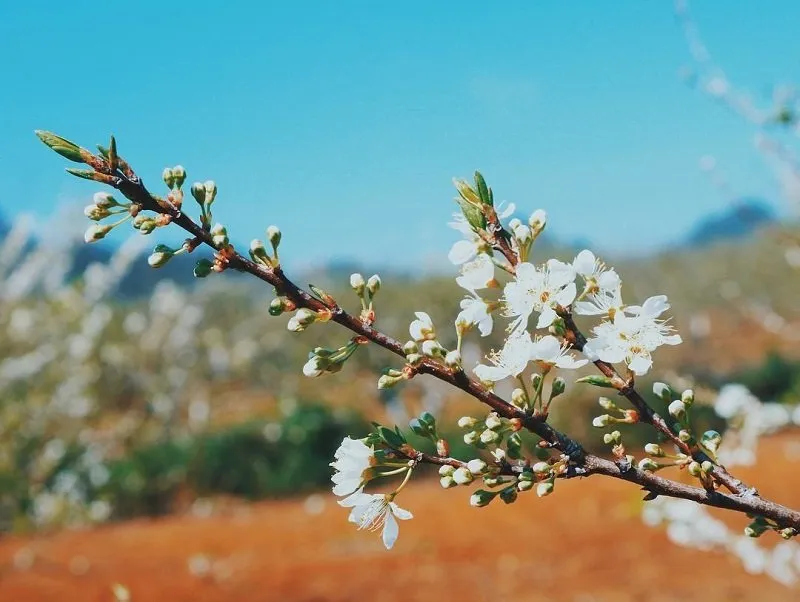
xmin=1 ymin=1 xmax=800 ymax=600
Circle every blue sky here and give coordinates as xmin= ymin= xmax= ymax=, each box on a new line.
xmin=2 ymin=1 xmax=799 ymax=270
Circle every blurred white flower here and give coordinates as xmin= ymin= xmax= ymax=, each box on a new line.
xmin=473 ymin=329 xmax=532 ymax=383
xmin=530 ymin=335 xmax=587 ymax=370
xmin=456 ymin=296 xmax=493 ymax=337
xmin=455 ymin=253 xmax=494 ymax=293
xmin=330 ymin=437 xmax=375 ymax=497
xmin=409 ymin=311 xmax=435 ymax=341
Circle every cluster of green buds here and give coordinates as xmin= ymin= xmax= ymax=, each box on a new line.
xmin=82 ymin=192 xmax=136 ymax=243
xmin=591 ymin=396 xmax=639 ymax=428
xmin=466 ymin=456 xmax=565 ymax=508
xmin=745 ymin=515 xmax=798 ymax=540
xmin=189 ymin=180 xmax=218 ymax=231
xmin=602 ymin=429 xmax=634 ymax=467
xmin=250 ymin=225 xmax=282 ymax=268
xmin=162 ymin=165 xmax=187 ymax=205
xmin=661 ymin=384 xmax=699 ymax=446
xmin=303 ymin=339 xmax=363 ymax=378
xmin=458 ymin=412 xmax=523 ymax=457
xmin=637 ymin=441 xmax=692 ymax=473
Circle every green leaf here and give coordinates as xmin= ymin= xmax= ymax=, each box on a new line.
xmin=576 ymin=375 xmax=617 ymax=389
xmin=418 ymin=411 xmax=436 ymax=430
xmin=474 ymin=171 xmax=493 ymax=206
xmin=456 ymin=198 xmax=486 ymax=231
xmin=376 ymin=425 xmax=406 ymax=449
xmin=408 ymin=418 xmax=427 ymax=438
xmin=193 ymin=259 xmax=213 ymax=278
xmin=35 ymin=130 xmax=85 ymax=163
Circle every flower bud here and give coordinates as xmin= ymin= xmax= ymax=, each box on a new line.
xmin=268 ymin=297 xmax=287 ymax=316
xmin=84 ymin=204 xmax=111 ymax=221
xmin=84 ymin=224 xmax=111 ymax=243
xmin=638 ymin=458 xmax=660 ymax=472
xmin=162 ymin=167 xmax=176 ymax=188
xmin=511 ymin=388 xmax=527 ymax=409
xmin=550 ymin=376 xmax=566 ymax=398
xmin=529 ymin=209 xmax=546 ymax=232
xmin=701 ymin=430 xmax=722 ymax=454
xmin=202 ymin=181 xmax=217 ymax=206
xmin=603 ymin=430 xmax=622 ymax=445
xmin=592 ymin=414 xmax=612 ymax=428
xmin=438 ymin=465 xmax=455 ymax=477
xmin=513 ymin=224 xmax=532 ymax=245
xmin=210 ymin=223 xmax=229 ymax=247
xmin=350 ymin=273 xmax=366 ymax=295
xmin=444 ymin=350 xmax=462 ymax=369
xmin=484 ymin=413 xmax=502 ymax=430
xmin=193 ymin=259 xmax=213 ymax=278
xmin=517 ymin=479 xmax=534 ymax=492
xmin=678 ymin=429 xmax=692 ymax=443
xmin=532 ymin=462 xmax=551 ymax=475
xmin=421 ymin=339 xmax=445 ymax=358
xmin=530 ymin=373 xmax=543 ymax=391
xmin=700 ymin=460 xmax=714 ymax=474
xmin=457 ymin=416 xmax=478 ymax=429
xmin=440 ymin=476 xmax=456 ymax=489
xmin=491 ymin=448 xmax=506 ymax=462
xmin=452 ymin=467 xmax=474 ymax=485
xmin=93 ymin=192 xmax=118 ymax=208
xmin=463 ymin=431 xmax=479 ymax=445
xmin=499 ymin=487 xmax=518 ymax=504
xmin=652 ymin=382 xmax=672 ymax=403
xmin=366 ymin=274 xmax=381 ymax=296
xmin=668 ymin=400 xmax=686 ymax=420
xmin=597 ymin=397 xmax=616 ymax=411
xmin=480 ymin=429 xmax=500 ymax=444
xmin=378 ymin=372 xmax=407 ymax=389
xmin=466 ymin=459 xmax=488 ymax=475
xmin=248 ymin=239 xmax=269 ymax=264
xmin=644 ymin=443 xmax=664 ymax=457
xmin=139 ymin=219 xmax=157 ymax=234
xmin=405 ymin=353 xmax=423 ymax=366
xmin=171 ymin=165 xmax=186 ymax=188
xmin=267 ymin=225 xmax=281 ymax=249
xmin=687 ymin=461 xmax=702 ymax=477
xmin=147 ymin=244 xmax=174 ymax=268
xmin=536 ymin=481 xmax=554 ymax=498
xmin=302 ymin=355 xmax=328 ymax=378
xmin=191 ymin=182 xmax=206 ymax=205
xmin=681 ymin=388 xmax=695 ymax=408
xmin=436 ymin=439 xmax=449 ymax=457
xmin=469 ymin=489 xmax=497 ymax=507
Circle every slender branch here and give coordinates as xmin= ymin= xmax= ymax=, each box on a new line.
xmin=50 ymin=143 xmax=800 ymax=531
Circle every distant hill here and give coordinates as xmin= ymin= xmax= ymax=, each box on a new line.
xmin=682 ymin=198 xmax=777 ymax=249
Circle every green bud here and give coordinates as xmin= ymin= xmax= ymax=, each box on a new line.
xmin=577 ymin=375 xmax=617 ymax=388
xmin=536 ymin=481 xmax=554 ymax=498
xmin=172 ymin=165 xmax=186 ymax=188
xmin=700 ymin=460 xmax=714 ymax=474
xmin=402 ymin=340 xmax=419 ymax=355
xmin=532 ymin=461 xmax=551 ymax=475
xmin=35 ymin=130 xmax=85 ymax=163
xmin=405 ymin=353 xmax=423 ymax=366
xmin=93 ymin=192 xmax=119 ymax=209
xmin=678 ymin=429 xmax=692 ymax=443
xmin=162 ymin=167 xmax=176 ymax=189
xmin=681 ymin=388 xmax=695 ymax=408
xmin=84 ymin=204 xmax=111 ymax=221
xmin=652 ymin=382 xmax=673 ymax=403
xmin=267 ymin=225 xmax=281 ymax=250
xmin=598 ymin=397 xmax=616 ymax=411
xmin=139 ymin=220 xmax=156 ymax=234
xmin=517 ymin=479 xmax=534 ymax=492
xmin=84 ymin=223 xmax=112 ymax=243
xmin=687 ymin=461 xmax=702 ymax=477
xmin=440 ymin=476 xmax=456 ymax=489
xmin=592 ymin=414 xmax=612 ymax=428
xmin=191 ymin=182 xmax=206 ymax=205
xmin=644 ymin=443 xmax=664 ymax=457
xmin=466 ymin=459 xmax=488 ymax=475
xmin=458 ymin=416 xmax=478 ymax=429
xmin=193 ymin=259 xmax=214 ymax=278
xmin=378 ymin=373 xmax=406 ymax=389
xmin=147 ymin=244 xmax=174 ymax=268
xmin=479 ymin=429 xmax=500 ymax=444
xmin=511 ymin=388 xmax=527 ymax=410
xmin=250 ymin=239 xmax=270 ymax=264
xmin=603 ymin=430 xmax=622 ymax=446
xmin=668 ymin=400 xmax=686 ymax=420
xmin=203 ymin=181 xmax=217 ymax=205
xmin=438 ymin=465 xmax=455 ymax=477
xmin=506 ymin=432 xmax=522 ymax=459
xmin=499 ymin=487 xmax=518 ymax=504
xmin=484 ymin=413 xmax=502 ymax=430
xmin=268 ymin=297 xmax=287 ymax=316
xmin=550 ymin=377 xmax=566 ymax=398
xmin=366 ymin=274 xmax=381 ymax=297
xmin=530 ymin=373 xmax=543 ymax=391
xmin=210 ymin=223 xmax=229 ymax=247
xmin=463 ymin=431 xmax=479 ymax=445
xmin=350 ymin=273 xmax=366 ymax=295
xmin=444 ymin=350 xmax=462 ymax=369
xmin=469 ymin=489 xmax=497 ymax=507
xmin=638 ymin=458 xmax=660 ymax=472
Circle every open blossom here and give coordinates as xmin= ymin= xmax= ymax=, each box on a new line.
xmin=447 ymin=202 xmax=515 ymax=265
xmin=583 ymin=296 xmax=682 ymax=375
xmin=530 ymin=335 xmax=588 ymax=370
xmin=330 ymin=437 xmax=375 ymax=497
xmin=503 ymin=260 xmax=576 ymax=331
xmin=473 ymin=329 xmax=532 ymax=383
xmin=574 ymin=285 xmax=625 ymax=317
xmin=456 ymin=296 xmax=493 ymax=337
xmin=572 ymin=250 xmax=620 ymax=295
xmin=338 ymin=491 xmax=413 ymax=550
xmin=456 ymin=252 xmax=495 ymax=293
xmin=409 ymin=311 xmax=435 ymax=341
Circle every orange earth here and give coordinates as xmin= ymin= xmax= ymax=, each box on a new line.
xmin=2 ymin=435 xmax=800 ymax=602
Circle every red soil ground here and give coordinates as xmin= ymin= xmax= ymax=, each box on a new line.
xmin=2 ymin=435 xmax=800 ymax=602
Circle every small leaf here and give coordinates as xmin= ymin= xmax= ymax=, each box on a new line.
xmin=473 ymin=171 xmax=493 ymax=206
xmin=456 ymin=197 xmax=486 ymax=231
xmin=418 ymin=411 xmax=436 ymax=430
xmin=193 ymin=258 xmax=213 ymax=278
xmin=35 ymin=130 xmax=85 ymax=163
xmin=376 ymin=425 xmax=406 ymax=449
xmin=576 ymin=375 xmax=617 ymax=388
xmin=408 ymin=418 xmax=427 ymax=438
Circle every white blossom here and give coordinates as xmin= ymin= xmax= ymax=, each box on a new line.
xmin=456 ymin=253 xmax=495 ymax=293
xmin=447 ymin=202 xmax=515 ymax=265
xmin=330 ymin=437 xmax=375 ymax=497
xmin=503 ymin=260 xmax=576 ymax=331
xmin=338 ymin=491 xmax=413 ymax=550
xmin=530 ymin=335 xmax=588 ymax=370
xmin=455 ymin=297 xmax=493 ymax=337
xmin=409 ymin=311 xmax=435 ymax=341
xmin=473 ymin=329 xmax=532 ymax=383
xmin=572 ymin=250 xmax=620 ymax=295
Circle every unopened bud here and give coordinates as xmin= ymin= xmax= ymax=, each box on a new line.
xmin=444 ymin=350 xmax=462 ymax=369
xmin=652 ymin=382 xmax=672 ymax=403
xmin=480 ymin=429 xmax=500 ymax=444
xmin=366 ymin=274 xmax=381 ymax=296
xmin=517 ymin=479 xmax=534 ymax=492
xmin=302 ymin=355 xmax=328 ymax=378
xmin=463 ymin=431 xmax=479 ymax=445
xmin=193 ymin=259 xmax=213 ymax=278
xmin=511 ymin=388 xmax=527 ymax=409
xmin=681 ymin=388 xmax=695 ymax=408
xmin=598 ymin=397 xmax=616 ymax=411
xmin=191 ymin=182 xmax=206 ymax=205
xmin=350 ymin=273 xmax=366 ymax=295
xmin=485 ymin=413 xmax=502 ymax=430
xmin=172 ymin=165 xmax=186 ymax=188
xmin=466 ymin=459 xmax=488 ymax=475
xmin=147 ymin=244 xmax=174 ymax=268
xmin=84 ymin=224 xmax=111 ymax=243
xmin=162 ymin=167 xmax=176 ymax=188
xmin=202 ymin=181 xmax=217 ymax=205
xmin=701 ymin=430 xmax=722 ymax=454
xmin=603 ymin=430 xmax=622 ymax=445
xmin=377 ymin=372 xmax=407 ymax=389
xmin=638 ymin=458 xmax=660 ymax=472
xmin=438 ymin=465 xmax=455 ymax=477
xmin=269 ymin=297 xmax=288 ymax=316
xmin=550 ymin=377 xmax=566 ymax=398
xmin=529 ymin=209 xmax=546 ymax=232
xmin=513 ymin=224 xmax=532 ymax=245
xmin=678 ymin=429 xmax=692 ymax=443
xmin=436 ymin=439 xmax=450 ymax=457
xmin=440 ymin=476 xmax=456 ymax=489
xmin=405 ymin=353 xmax=423 ymax=366
xmin=452 ymin=467 xmax=474 ymax=485
xmin=687 ymin=461 xmax=702 ymax=477
xmin=499 ymin=487 xmax=518 ymax=504
xmin=532 ymin=461 xmax=551 ymax=475
xmin=668 ymin=400 xmax=686 ymax=420
xmin=592 ymin=414 xmax=612 ymax=428
xmin=700 ymin=460 xmax=714 ymax=474
xmin=470 ymin=489 xmax=497 ymax=507
xmin=93 ymin=192 xmax=118 ymax=208
xmin=530 ymin=373 xmax=543 ymax=391
xmin=536 ymin=481 xmax=554 ymax=498
xmin=250 ymin=239 xmax=270 ymax=264
xmin=421 ymin=339 xmax=445 ymax=358
xmin=210 ymin=223 xmax=229 ymax=247
xmin=458 ymin=416 xmax=478 ymax=429
xmin=267 ymin=225 xmax=281 ymax=249
xmin=644 ymin=443 xmax=664 ymax=457
xmin=84 ymin=204 xmax=111 ymax=221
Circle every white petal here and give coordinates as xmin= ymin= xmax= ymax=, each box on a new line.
xmin=536 ymin=306 xmax=558 ymax=329
xmin=390 ymin=503 xmax=413 ymax=520
xmin=382 ymin=510 xmax=399 ymax=550
xmin=572 ymin=250 xmax=596 ymax=275
xmin=332 ymin=478 xmax=361 ymax=497
xmin=473 ymin=364 xmax=509 ymax=382
xmin=629 ymin=354 xmax=652 ymax=375
xmin=448 ymin=240 xmax=477 ymax=265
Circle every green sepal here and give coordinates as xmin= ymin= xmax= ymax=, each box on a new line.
xmin=576 ymin=375 xmax=617 ymax=388
xmin=35 ymin=130 xmax=86 ymax=163
xmin=474 ymin=171 xmax=493 ymax=207
xmin=376 ymin=425 xmax=406 ymax=449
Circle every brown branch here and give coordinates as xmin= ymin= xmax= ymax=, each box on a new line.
xmin=45 ymin=139 xmax=800 ymax=532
